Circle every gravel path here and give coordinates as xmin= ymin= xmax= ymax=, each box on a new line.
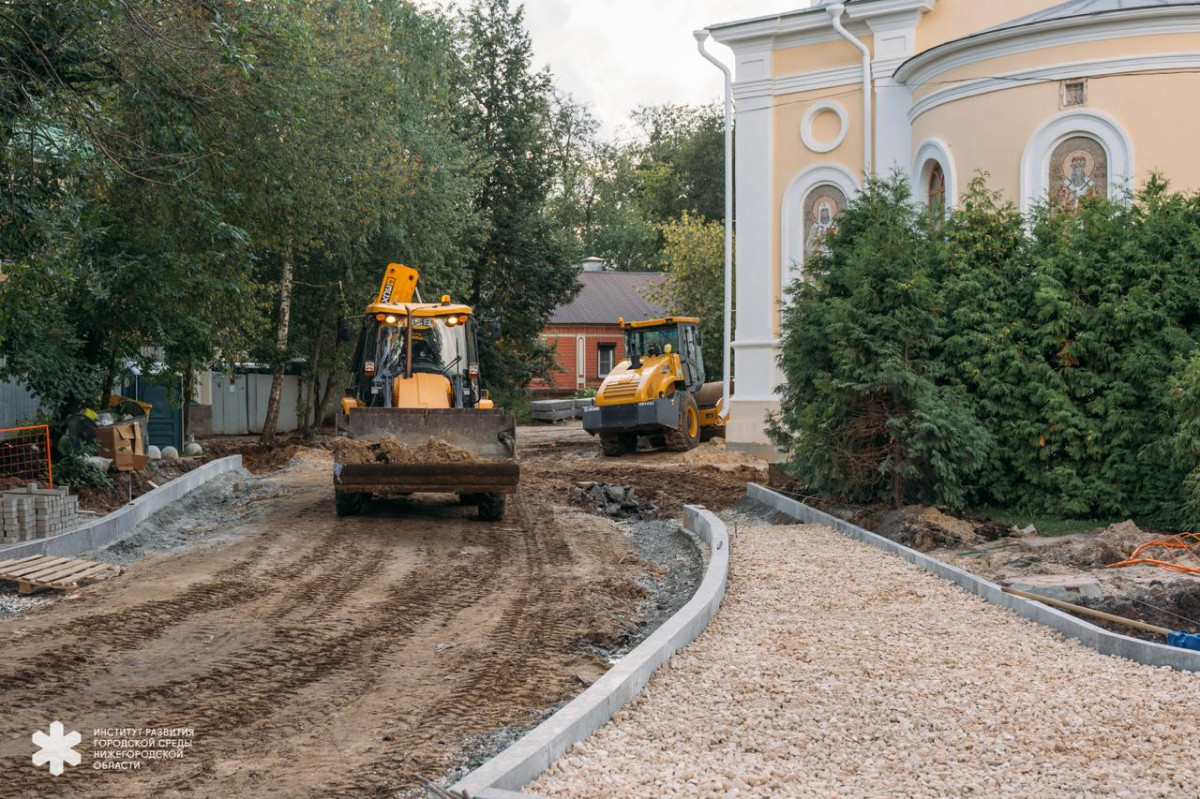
xmin=531 ymin=522 xmax=1200 ymax=798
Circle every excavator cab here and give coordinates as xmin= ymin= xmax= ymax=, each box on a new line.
xmin=346 ymin=305 xmax=490 ymax=412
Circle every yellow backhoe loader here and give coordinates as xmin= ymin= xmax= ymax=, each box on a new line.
xmin=334 ymin=263 xmax=519 ymax=519
xmin=582 ymin=316 xmax=724 ymax=456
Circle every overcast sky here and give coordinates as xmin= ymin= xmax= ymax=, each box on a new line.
xmin=522 ymin=0 xmax=802 ymax=138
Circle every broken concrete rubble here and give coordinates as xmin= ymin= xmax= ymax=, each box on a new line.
xmin=571 ymin=482 xmax=657 ymax=518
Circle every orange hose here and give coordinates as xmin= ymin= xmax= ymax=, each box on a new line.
xmin=1107 ymin=533 xmax=1200 ymax=575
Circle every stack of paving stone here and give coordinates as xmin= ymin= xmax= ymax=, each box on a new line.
xmin=1 ymin=485 xmax=79 ymax=544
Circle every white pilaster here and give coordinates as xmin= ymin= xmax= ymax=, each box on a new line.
xmin=867 ymin=14 xmax=920 ymax=177
xmin=730 ymin=45 xmax=777 ymax=447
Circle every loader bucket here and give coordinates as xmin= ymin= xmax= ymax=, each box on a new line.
xmin=334 ymin=408 xmax=519 ymax=495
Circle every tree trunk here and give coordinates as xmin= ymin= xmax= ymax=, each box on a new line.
xmin=259 ymin=248 xmax=295 ymax=446
xmin=300 ymin=293 xmax=334 ymax=440
xmin=890 ymin=437 xmax=904 ymax=509
xmin=315 ymin=320 xmax=349 ymax=433
xmin=183 ymin=366 xmax=194 ymax=442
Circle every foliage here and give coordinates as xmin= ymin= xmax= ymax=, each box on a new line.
xmin=0 ymin=0 xmax=727 ymax=433
xmin=54 ymin=447 xmax=113 ymax=489
xmin=649 ymin=213 xmax=727 ymax=378
xmin=0 ymin=0 xmax=262 ymax=414
xmin=769 ymin=176 xmax=991 ymax=510
xmin=454 ymin=0 xmax=580 ymax=392
xmin=573 ymin=104 xmax=725 ymax=271
xmin=771 ymin=173 xmax=1200 ymax=526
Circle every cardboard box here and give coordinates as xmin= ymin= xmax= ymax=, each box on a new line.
xmin=94 ymin=422 xmax=149 ymax=471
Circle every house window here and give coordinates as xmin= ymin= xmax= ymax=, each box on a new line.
xmin=928 ymin=162 xmax=946 ymax=223
xmin=1050 ymin=135 xmax=1108 ymax=208
xmin=597 ymin=344 xmax=616 ymax=378
xmin=1061 ymin=80 xmax=1087 ymax=108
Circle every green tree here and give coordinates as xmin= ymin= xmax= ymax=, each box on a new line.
xmin=0 ymin=0 xmax=261 ymax=416
xmin=455 ymin=0 xmax=579 ymax=395
xmin=579 ymin=142 xmax=659 ymax=271
xmin=649 ymin=213 xmax=727 ymax=377
xmin=768 ymin=176 xmax=991 ymax=510
xmin=632 ymin=103 xmax=724 ymax=226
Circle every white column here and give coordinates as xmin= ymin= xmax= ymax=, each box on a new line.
xmin=873 ymin=72 xmax=913 ymax=176
xmin=867 ymin=15 xmax=920 ymax=179
xmin=728 ymin=44 xmax=777 ymax=448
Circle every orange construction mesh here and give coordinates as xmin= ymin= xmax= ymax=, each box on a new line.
xmin=0 ymin=425 xmax=54 ymax=489
xmin=1106 ymin=532 xmax=1200 ymax=576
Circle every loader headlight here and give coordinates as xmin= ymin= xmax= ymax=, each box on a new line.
xmin=385 ymin=314 xmax=397 ymax=324
xmin=446 ymin=316 xmax=458 ymax=327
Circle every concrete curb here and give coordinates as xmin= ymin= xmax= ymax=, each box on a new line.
xmin=747 ymin=483 xmax=1200 ymax=673
xmin=451 ymin=505 xmax=730 ymax=798
xmin=0 ymin=456 xmax=244 ymax=560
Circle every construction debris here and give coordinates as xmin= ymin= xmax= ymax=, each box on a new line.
xmin=1 ymin=485 xmax=79 ymax=544
xmin=0 ymin=554 xmax=122 ymax=594
xmin=570 ymin=482 xmax=656 ymax=518
xmin=865 ymin=505 xmax=1009 ymax=552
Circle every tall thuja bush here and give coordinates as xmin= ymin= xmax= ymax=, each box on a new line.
xmin=1024 ymin=178 xmax=1200 ymax=522
xmin=768 ymin=176 xmax=990 ymax=509
xmin=933 ymin=180 xmax=1087 ymax=512
xmin=1165 ymin=352 xmax=1200 ymax=529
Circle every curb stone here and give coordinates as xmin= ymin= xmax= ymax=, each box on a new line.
xmin=747 ymin=482 xmax=1200 ymax=673
xmin=0 ymin=456 xmax=244 ymax=561
xmin=450 ymin=505 xmax=730 ymax=798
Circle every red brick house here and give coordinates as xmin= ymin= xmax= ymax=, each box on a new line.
xmin=533 ymin=264 xmax=667 ymax=395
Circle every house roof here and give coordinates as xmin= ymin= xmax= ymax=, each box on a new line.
xmin=987 ymin=0 xmax=1200 ymax=31
xmin=549 ymin=271 xmax=669 ymax=326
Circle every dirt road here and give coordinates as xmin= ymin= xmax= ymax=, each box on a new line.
xmin=0 ymin=426 xmax=761 ymax=797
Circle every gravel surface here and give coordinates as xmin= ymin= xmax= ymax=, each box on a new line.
xmin=0 ymin=592 xmax=53 ymax=621
xmin=531 ymin=520 xmax=1200 ymax=798
xmin=91 ymin=469 xmax=282 ymax=566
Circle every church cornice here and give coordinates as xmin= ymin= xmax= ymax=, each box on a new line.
xmin=896 ymin=4 xmax=1200 ymax=88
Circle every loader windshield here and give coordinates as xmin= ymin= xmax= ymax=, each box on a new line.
xmin=626 ymin=325 xmax=679 ymax=358
xmin=377 ymin=316 xmax=469 ymax=379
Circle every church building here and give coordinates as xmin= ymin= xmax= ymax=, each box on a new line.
xmin=704 ymin=0 xmax=1200 ymax=452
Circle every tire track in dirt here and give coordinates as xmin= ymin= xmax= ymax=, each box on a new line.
xmin=74 ymin=535 xmax=504 ymax=798
xmin=0 ymin=520 xmax=342 ymax=695
xmin=335 ymin=493 xmax=586 ymax=793
xmin=0 ymin=441 xmax=713 ymax=799
xmin=2 ymin=546 xmax=459 ymax=798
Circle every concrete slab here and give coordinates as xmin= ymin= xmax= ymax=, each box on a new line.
xmin=1009 ymin=574 xmax=1104 ymax=602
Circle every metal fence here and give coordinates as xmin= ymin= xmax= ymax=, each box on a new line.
xmin=0 ymin=425 xmax=54 ymax=488
xmin=0 ymin=380 xmax=46 ymax=428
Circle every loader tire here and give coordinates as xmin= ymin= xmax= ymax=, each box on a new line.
xmin=477 ymin=492 xmax=506 ymax=522
xmin=335 ymin=491 xmax=367 ymax=517
xmin=599 ymin=432 xmax=637 ymax=457
xmin=664 ymin=393 xmax=701 ymax=452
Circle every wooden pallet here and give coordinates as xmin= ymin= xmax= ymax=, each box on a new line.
xmin=0 ymin=555 xmax=123 ymax=594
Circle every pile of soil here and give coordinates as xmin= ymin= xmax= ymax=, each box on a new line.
xmin=329 ymin=435 xmax=482 ymax=465
xmin=0 ymin=475 xmax=36 ymax=493
xmin=855 ymin=505 xmax=1011 ymax=552
xmin=1036 ymin=520 xmax=1150 ymax=569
